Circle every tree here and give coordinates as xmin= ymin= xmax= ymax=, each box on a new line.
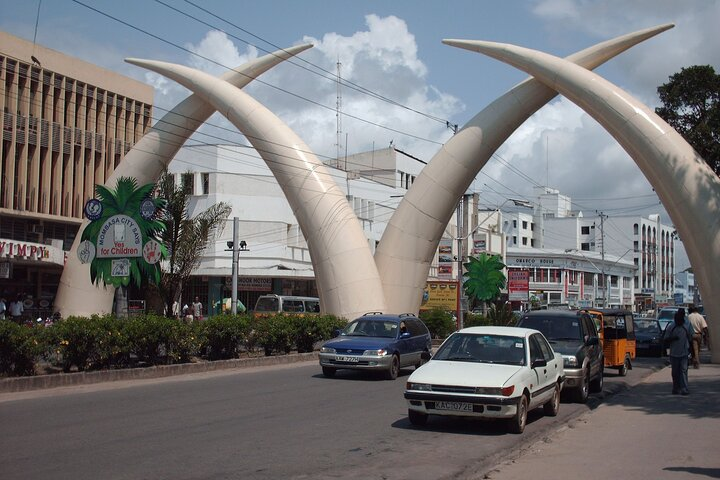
xmin=462 ymin=253 xmax=507 ymax=313
xmin=150 ymin=170 xmax=232 ymax=317
xmin=656 ymin=65 xmax=720 ymax=176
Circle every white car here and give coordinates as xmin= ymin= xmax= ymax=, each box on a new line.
xmin=404 ymin=326 xmax=565 ymax=433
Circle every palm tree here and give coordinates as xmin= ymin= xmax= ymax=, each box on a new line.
xmin=462 ymin=253 xmax=507 ymax=315
xmin=152 ymin=170 xmax=232 ymax=316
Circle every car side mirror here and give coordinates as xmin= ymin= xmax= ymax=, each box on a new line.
xmin=532 ymin=358 xmax=547 ymax=368
xmin=332 ymin=328 xmax=341 ymax=338
xmin=586 ymin=336 xmax=599 ymax=346
xmin=421 ymin=351 xmax=432 ymax=361
xmin=400 ymin=331 xmax=411 ymax=338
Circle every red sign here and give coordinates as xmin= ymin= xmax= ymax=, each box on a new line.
xmin=508 ymin=270 xmax=530 ymax=301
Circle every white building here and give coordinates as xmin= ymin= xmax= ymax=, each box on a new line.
xmin=167 ymin=144 xmax=451 ymax=314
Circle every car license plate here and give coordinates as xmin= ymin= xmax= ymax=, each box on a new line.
xmin=336 ymin=355 xmax=360 ymax=363
xmin=435 ymin=401 xmax=472 ymax=412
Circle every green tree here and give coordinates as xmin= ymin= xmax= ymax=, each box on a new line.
xmin=462 ymin=253 xmax=506 ymax=313
xmin=151 ymin=170 xmax=232 ymax=316
xmin=656 ymin=65 xmax=720 ymax=175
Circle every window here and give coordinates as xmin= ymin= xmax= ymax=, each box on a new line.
xmin=181 ymin=173 xmax=194 ymax=195
xmin=581 ymin=243 xmax=590 ymax=251
xmin=513 ymin=220 xmax=517 ymax=228
xmin=522 ymin=220 xmax=528 ymax=229
xmin=530 ymin=223 xmax=535 ymax=231
xmin=531 ymin=239 xmax=535 ymax=247
xmin=202 ymin=173 xmax=209 ymax=195
xmin=522 ymin=237 xmax=528 ymax=246
xmin=581 ymin=226 xmax=590 ymax=235
xmin=513 ymin=236 xmax=517 ymax=245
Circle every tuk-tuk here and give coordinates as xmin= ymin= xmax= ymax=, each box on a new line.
xmin=584 ymin=309 xmax=636 ymax=376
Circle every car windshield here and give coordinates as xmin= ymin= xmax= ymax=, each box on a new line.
xmin=519 ymin=316 xmax=582 ymax=341
xmin=657 ymin=309 xmax=678 ymax=320
xmin=342 ymin=319 xmax=397 ymax=338
xmin=633 ymin=319 xmax=660 ymax=334
xmin=433 ymin=333 xmax=526 ymax=366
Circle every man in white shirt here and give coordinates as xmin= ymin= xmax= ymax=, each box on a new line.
xmin=9 ymin=296 xmax=24 ymax=323
xmin=0 ymin=297 xmax=6 ymax=320
xmin=688 ymin=306 xmax=708 ymax=368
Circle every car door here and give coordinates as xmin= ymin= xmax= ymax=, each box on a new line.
xmin=528 ymin=334 xmax=553 ymax=408
xmin=582 ymin=315 xmax=602 ymax=378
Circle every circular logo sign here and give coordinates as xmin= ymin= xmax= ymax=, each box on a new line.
xmin=77 ymin=240 xmax=96 ymax=264
xmin=84 ymin=199 xmax=103 ymax=221
xmin=143 ymin=239 xmax=162 ymax=264
xmin=139 ymin=198 xmax=157 ymax=220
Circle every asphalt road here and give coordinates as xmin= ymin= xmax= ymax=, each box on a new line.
xmin=0 ymin=357 xmax=665 ymax=480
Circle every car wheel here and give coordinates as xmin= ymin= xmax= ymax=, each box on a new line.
xmin=385 ymin=354 xmax=400 ymax=380
xmin=508 ymin=394 xmax=528 ymax=434
xmin=590 ymin=363 xmax=604 ymax=393
xmin=322 ymin=366 xmax=336 ymax=378
xmin=618 ymin=357 xmax=630 ymax=376
xmin=408 ymin=409 xmax=428 ymax=426
xmin=543 ymin=384 xmax=561 ymax=417
xmin=574 ymin=369 xmax=590 ymax=403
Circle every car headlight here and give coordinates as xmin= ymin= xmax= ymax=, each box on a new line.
xmin=363 ymin=348 xmax=388 ymax=356
xmin=563 ymin=355 xmax=579 ymax=368
xmin=406 ymin=382 xmax=432 ymax=391
xmin=320 ymin=347 xmax=336 ymax=354
xmin=474 ymin=386 xmax=515 ymax=396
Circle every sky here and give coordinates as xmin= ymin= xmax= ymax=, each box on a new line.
xmin=2 ymin=0 xmax=719 ymax=271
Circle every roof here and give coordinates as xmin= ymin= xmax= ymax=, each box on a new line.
xmin=521 ymin=310 xmax=583 ymax=318
xmin=457 ymin=326 xmax=538 ymax=337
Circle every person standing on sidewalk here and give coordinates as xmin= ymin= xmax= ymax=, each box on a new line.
xmin=688 ymin=306 xmax=708 ymax=368
xmin=665 ymin=308 xmax=694 ymax=395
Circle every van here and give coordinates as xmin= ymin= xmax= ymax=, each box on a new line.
xmin=253 ymin=295 xmax=320 ymax=316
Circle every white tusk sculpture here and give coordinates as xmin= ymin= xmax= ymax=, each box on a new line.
xmin=124 ymin=58 xmax=388 ymax=320
xmin=54 ymin=44 xmax=313 ymax=317
xmin=443 ymin=39 xmax=720 ymax=362
xmin=375 ymin=24 xmax=673 ymax=314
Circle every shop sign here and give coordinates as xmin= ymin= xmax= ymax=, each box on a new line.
xmin=0 ymin=241 xmax=51 ymax=260
xmin=225 ymin=277 xmax=273 ymax=292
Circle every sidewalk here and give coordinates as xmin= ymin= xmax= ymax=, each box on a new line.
xmin=480 ymin=355 xmax=720 ymax=480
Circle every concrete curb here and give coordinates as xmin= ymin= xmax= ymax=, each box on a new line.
xmin=0 ymin=352 xmax=319 ymax=393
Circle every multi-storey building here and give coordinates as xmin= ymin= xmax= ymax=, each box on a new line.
xmin=0 ymin=31 xmax=153 ymax=318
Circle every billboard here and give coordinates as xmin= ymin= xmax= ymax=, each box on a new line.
xmin=421 ymin=281 xmax=459 ymax=311
xmin=508 ymin=270 xmax=530 ymax=301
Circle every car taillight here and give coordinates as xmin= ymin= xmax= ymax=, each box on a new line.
xmin=501 ymin=385 xmax=515 ymax=396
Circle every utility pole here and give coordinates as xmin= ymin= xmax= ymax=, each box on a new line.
xmin=231 ymin=217 xmax=239 ymax=315
xmin=456 ymin=198 xmax=464 ymax=330
xmin=599 ymin=212 xmax=607 ymax=308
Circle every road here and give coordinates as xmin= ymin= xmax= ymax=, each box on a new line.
xmin=0 ymin=357 xmax=664 ymax=480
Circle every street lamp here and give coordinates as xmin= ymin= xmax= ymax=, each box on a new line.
xmin=225 ymin=217 xmax=249 ymax=314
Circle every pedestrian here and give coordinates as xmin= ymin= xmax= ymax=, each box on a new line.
xmin=688 ymin=306 xmax=708 ymax=368
xmin=664 ymin=307 xmax=693 ymax=395
xmin=0 ymin=297 xmax=6 ymax=320
xmin=192 ymin=296 xmax=203 ymax=322
xmin=9 ymin=295 xmax=24 ymax=324
xmin=183 ymin=304 xmax=194 ymax=324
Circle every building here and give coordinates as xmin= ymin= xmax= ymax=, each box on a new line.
xmin=0 ymin=31 xmax=153 ymax=318
xmin=166 ymin=144 xmax=440 ymax=314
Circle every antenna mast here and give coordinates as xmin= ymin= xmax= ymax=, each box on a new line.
xmin=335 ymin=58 xmax=342 ymax=168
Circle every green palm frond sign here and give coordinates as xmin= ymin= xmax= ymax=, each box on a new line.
xmin=78 ymin=177 xmax=167 ymax=288
xmin=462 ymin=253 xmax=506 ymax=304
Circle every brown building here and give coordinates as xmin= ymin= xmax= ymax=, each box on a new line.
xmin=0 ymin=31 xmax=153 ymax=319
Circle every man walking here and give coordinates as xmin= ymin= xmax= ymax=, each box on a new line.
xmin=192 ymin=296 xmax=203 ymax=322
xmin=688 ymin=306 xmax=708 ymax=368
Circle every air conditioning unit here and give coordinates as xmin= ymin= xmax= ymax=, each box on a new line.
xmin=31 ymin=224 xmax=44 ymax=234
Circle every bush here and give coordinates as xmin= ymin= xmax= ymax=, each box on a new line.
xmin=0 ymin=321 xmax=44 ymax=376
xmin=124 ymin=314 xmax=196 ymax=365
xmin=291 ymin=314 xmax=347 ymax=353
xmin=255 ymin=314 xmax=295 ymax=356
xmin=463 ymin=312 xmax=492 ymax=328
xmin=47 ymin=315 xmax=113 ymax=372
xmin=198 ymin=314 xmax=251 ymax=360
xmin=419 ymin=308 xmax=456 ymax=339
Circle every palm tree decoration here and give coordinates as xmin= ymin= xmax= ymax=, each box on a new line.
xmin=81 ymin=176 xmax=167 ymax=288
xmin=463 ymin=253 xmax=507 ymax=313
xmin=152 ymin=170 xmax=232 ymax=316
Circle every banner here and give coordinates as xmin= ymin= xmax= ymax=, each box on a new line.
xmin=421 ymin=281 xmax=458 ymax=311
xmin=508 ymin=270 xmax=530 ymax=301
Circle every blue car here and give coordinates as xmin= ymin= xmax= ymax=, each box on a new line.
xmin=319 ymin=313 xmax=432 ymax=379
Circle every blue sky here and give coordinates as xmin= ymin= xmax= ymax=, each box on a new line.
xmin=2 ymin=0 xmax=719 ymax=270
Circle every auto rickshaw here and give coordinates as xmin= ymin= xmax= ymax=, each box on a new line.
xmin=584 ymin=308 xmax=636 ymax=376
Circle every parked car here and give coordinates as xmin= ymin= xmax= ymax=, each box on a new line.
xmin=404 ymin=326 xmax=565 ymax=434
xmin=516 ymin=310 xmax=603 ymax=403
xmin=657 ymin=306 xmax=684 ymax=331
xmin=633 ymin=316 xmax=664 ymax=357
xmin=318 ymin=313 xmax=432 ymax=380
